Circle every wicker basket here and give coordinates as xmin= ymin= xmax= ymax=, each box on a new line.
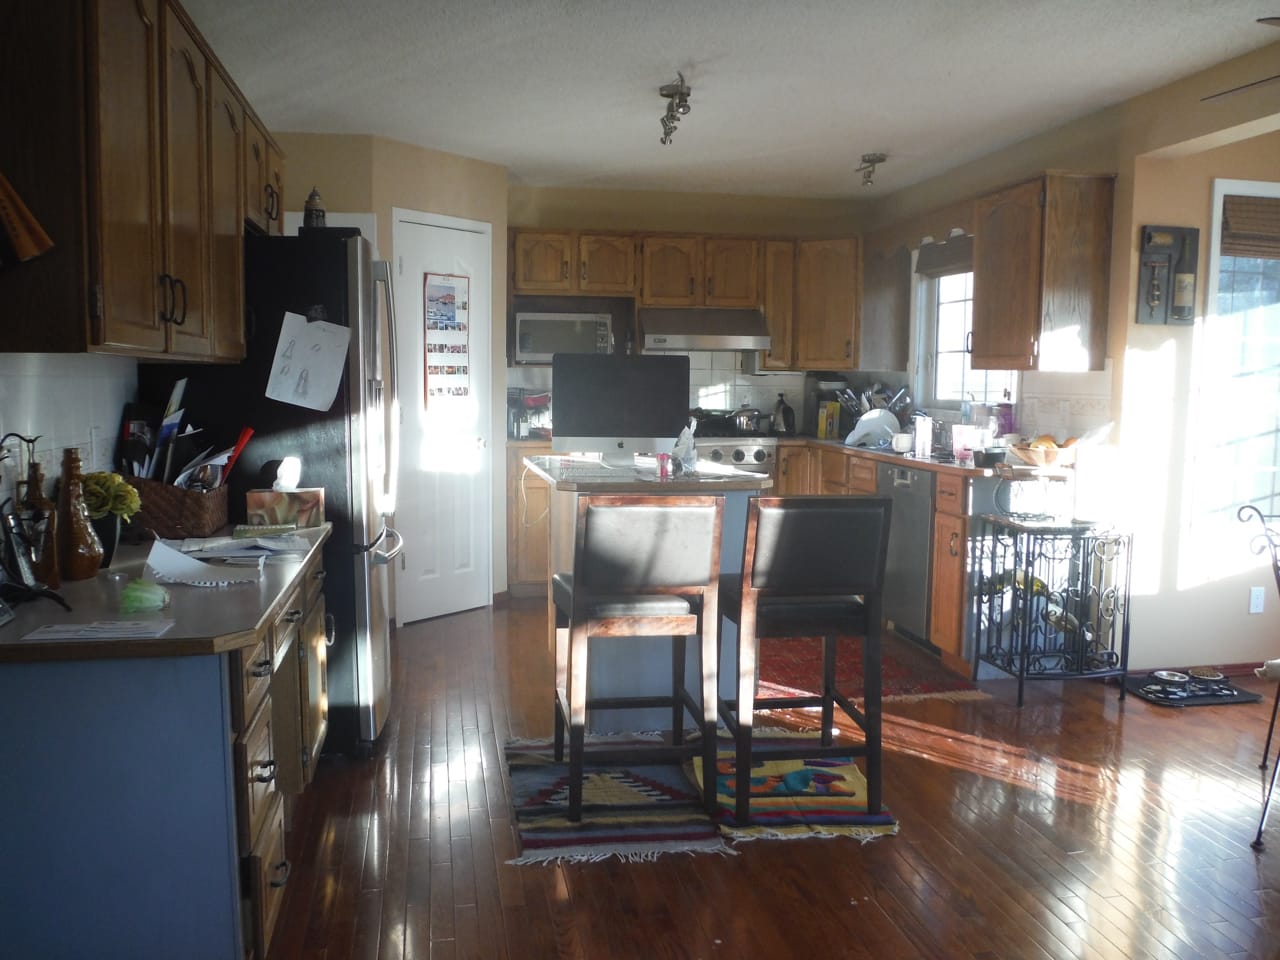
xmin=129 ymin=478 xmax=228 ymax=538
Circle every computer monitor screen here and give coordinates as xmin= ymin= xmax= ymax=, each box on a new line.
xmin=551 ymin=354 xmax=690 ymax=465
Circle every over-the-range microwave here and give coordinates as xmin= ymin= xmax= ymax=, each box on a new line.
xmin=513 ymin=312 xmax=613 ymax=365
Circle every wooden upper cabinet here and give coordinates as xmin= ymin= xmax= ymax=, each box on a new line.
xmin=244 ymin=111 xmax=284 ymax=236
xmin=162 ymin=10 xmax=212 ymax=358
xmin=513 ymin=231 xmax=576 ymax=292
xmin=759 ymin=239 xmax=796 ymax=370
xmin=208 ymin=68 xmax=245 ymax=361
xmin=640 ymin=236 xmax=760 ymax=307
xmin=0 ymin=0 xmax=277 ymax=358
xmin=859 ymin=232 xmax=911 ymax=372
xmin=578 ymin=234 xmax=636 ymax=294
xmin=703 ymin=237 xmax=760 ymax=307
xmin=91 ymin=0 xmax=167 ymax=355
xmin=795 ymin=238 xmax=860 ymax=370
xmin=971 ymin=174 xmax=1113 ymax=371
xmin=641 ymin=236 xmax=701 ymax=304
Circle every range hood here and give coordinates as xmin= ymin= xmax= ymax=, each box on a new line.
xmin=639 ymin=307 xmax=771 ymax=352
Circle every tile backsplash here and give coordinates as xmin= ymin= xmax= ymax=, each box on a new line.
xmin=1017 ymin=360 xmax=1114 ymax=441
xmin=0 ymin=353 xmax=138 ymax=504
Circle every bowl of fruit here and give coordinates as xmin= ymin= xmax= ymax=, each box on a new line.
xmin=1010 ymin=434 xmax=1077 ymax=468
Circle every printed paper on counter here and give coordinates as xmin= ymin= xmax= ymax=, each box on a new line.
xmin=266 ymin=311 xmax=350 ymax=412
xmin=145 ymin=539 xmax=262 ymax=587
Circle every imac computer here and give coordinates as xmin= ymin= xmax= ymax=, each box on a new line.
xmin=551 ymin=353 xmax=690 ymax=466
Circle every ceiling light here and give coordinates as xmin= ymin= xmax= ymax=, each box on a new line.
xmin=857 ymin=152 xmax=888 ymax=187
xmin=658 ymin=72 xmax=692 ymax=145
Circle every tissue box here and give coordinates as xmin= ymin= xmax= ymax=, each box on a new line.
xmin=245 ymin=488 xmax=325 ymax=528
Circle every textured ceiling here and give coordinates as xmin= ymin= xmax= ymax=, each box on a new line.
xmin=183 ymin=0 xmax=1279 ymax=199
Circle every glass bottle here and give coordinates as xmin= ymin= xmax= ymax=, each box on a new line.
xmin=1170 ymin=234 xmax=1195 ymax=322
xmin=58 ymin=448 xmax=103 ymax=581
xmin=23 ymin=460 xmax=60 ymax=589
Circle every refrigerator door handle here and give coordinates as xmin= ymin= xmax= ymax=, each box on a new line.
xmin=373 ymin=259 xmax=400 ymax=518
xmin=371 ymin=526 xmax=404 ymax=566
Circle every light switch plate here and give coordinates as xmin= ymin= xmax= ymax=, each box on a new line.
xmin=1250 ymin=587 xmax=1266 ymax=614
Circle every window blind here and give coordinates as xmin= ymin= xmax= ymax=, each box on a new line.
xmin=1222 ymin=195 xmax=1280 ymax=260
xmin=914 ymin=234 xmax=973 ymax=277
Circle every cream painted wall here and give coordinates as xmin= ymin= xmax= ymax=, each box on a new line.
xmin=275 ymin=133 xmax=513 ymax=597
xmin=509 ymin=185 xmax=861 ymax=236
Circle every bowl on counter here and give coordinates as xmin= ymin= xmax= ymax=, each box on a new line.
xmin=972 ymin=449 xmax=1004 ymax=468
xmin=1009 ymin=443 xmax=1077 ymax=468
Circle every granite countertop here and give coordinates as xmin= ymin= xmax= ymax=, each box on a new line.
xmin=0 ymin=525 xmax=331 ymax=663
xmin=797 ymin=437 xmax=1027 ymax=479
xmin=524 ymin=455 xmax=772 ymax=493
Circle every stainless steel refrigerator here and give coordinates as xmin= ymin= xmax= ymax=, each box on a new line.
xmin=139 ymin=230 xmax=402 ymax=755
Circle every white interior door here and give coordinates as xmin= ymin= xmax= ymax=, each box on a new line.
xmin=392 ymin=210 xmax=492 ymax=622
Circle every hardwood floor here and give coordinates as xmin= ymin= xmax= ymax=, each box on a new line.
xmin=267 ymin=600 xmax=1280 ymax=959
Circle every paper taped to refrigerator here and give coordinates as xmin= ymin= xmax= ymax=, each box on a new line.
xmin=266 ymin=311 xmax=350 ymax=411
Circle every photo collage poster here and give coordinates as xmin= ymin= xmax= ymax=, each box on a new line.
xmin=423 ymin=273 xmax=471 ymax=404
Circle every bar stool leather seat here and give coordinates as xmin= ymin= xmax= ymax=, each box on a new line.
xmin=718 ymin=495 xmax=892 ymax=826
xmin=552 ymin=495 xmax=724 ymax=823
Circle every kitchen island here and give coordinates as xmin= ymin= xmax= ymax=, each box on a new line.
xmin=0 ymin=526 xmax=330 ymax=960
xmin=524 ymin=455 xmax=770 ymax=731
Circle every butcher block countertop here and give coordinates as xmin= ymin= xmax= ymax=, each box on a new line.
xmin=0 ymin=524 xmax=331 ymax=663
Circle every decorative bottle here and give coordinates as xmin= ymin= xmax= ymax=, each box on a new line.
xmin=23 ymin=460 xmax=60 ymax=589
xmin=1170 ymin=234 xmax=1195 ymax=323
xmin=58 ymin=448 xmax=103 ymax=581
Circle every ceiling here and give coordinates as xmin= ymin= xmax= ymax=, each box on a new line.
xmin=183 ymin=0 xmax=1279 ymax=200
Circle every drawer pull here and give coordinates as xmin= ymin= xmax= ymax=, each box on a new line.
xmin=250 ymin=659 xmax=272 ymax=679
xmin=269 ymin=858 xmax=291 ymax=889
xmin=949 ymin=531 xmax=960 ymax=557
xmin=311 ymin=569 xmax=327 ymax=583
xmin=324 ymin=612 xmax=336 ymax=647
xmin=282 ymin=608 xmax=303 ymax=624
xmin=252 ymin=759 xmax=277 ymax=783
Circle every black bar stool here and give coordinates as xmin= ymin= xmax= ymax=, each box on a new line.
xmin=552 ymin=494 xmax=724 ymax=822
xmin=718 ymin=495 xmax=892 ymax=826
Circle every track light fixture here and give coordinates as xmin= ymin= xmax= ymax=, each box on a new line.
xmin=857 ymin=152 xmax=888 ymax=187
xmin=659 ymin=72 xmax=692 ymax=145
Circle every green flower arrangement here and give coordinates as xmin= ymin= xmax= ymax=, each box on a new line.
xmin=82 ymin=471 xmax=142 ymax=522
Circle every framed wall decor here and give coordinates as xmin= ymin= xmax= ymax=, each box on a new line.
xmin=1137 ymin=225 xmax=1199 ymax=325
xmin=423 ymin=273 xmax=471 ymax=404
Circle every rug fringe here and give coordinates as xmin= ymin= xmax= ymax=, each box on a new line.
xmin=724 ymin=825 xmax=899 ymax=844
xmin=507 ymin=839 xmax=736 ymax=866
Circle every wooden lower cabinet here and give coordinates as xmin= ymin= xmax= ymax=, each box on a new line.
xmin=929 ymin=473 xmax=969 ymax=663
xmin=818 ymin=447 xmax=852 ymax=494
xmin=776 ymin=442 xmax=813 ymax=494
xmin=507 ymin=443 xmax=552 ymax=594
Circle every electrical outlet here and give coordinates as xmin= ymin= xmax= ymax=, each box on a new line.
xmin=1250 ymin=587 xmax=1266 ymax=614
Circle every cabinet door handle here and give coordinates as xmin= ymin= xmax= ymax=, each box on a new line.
xmin=269 ymin=858 xmax=291 ymax=888
xmin=325 ymin=612 xmax=336 ymax=647
xmin=252 ymin=759 xmax=276 ymax=783
xmin=949 ymin=531 xmax=960 ymax=557
xmin=707 ymin=276 xmax=714 ymax=297
xmin=158 ymin=273 xmax=174 ymax=324
xmin=250 ymin=658 xmax=272 ymax=678
xmin=264 ymin=183 xmax=278 ymax=220
xmin=311 ymin=569 xmax=327 ymax=583
xmin=845 ymin=339 xmax=852 ymax=359
xmin=688 ymin=276 xmax=695 ymax=296
xmin=171 ymin=276 xmax=187 ymax=326
xmin=282 ymin=608 xmax=303 ymax=624
xmin=965 ymin=331 xmax=973 ymax=354
xmin=561 ymin=260 xmax=568 ymax=280
xmin=581 ymin=260 xmax=587 ymax=283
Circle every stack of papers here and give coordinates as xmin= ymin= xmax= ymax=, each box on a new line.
xmin=172 ymin=534 xmax=310 ymax=562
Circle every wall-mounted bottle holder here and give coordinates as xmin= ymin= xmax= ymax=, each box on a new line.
xmin=1138 ymin=225 xmax=1199 ymax=325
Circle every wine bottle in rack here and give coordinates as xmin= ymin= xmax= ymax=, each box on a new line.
xmin=1170 ymin=234 xmax=1195 ymax=322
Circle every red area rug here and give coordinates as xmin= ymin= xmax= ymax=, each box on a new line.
xmin=756 ymin=633 xmax=987 ymax=703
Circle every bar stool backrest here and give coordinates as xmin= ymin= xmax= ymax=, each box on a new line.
xmin=745 ymin=496 xmax=893 ymax=597
xmin=575 ymin=495 xmax=724 ymax=595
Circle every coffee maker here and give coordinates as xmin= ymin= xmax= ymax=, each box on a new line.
xmin=802 ymin=372 xmax=857 ymax=439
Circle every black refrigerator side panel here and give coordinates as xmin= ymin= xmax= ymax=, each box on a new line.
xmin=137 ymin=234 xmax=365 ymax=754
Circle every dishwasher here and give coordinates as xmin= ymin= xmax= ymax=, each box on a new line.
xmin=876 ymin=462 xmax=936 ymax=645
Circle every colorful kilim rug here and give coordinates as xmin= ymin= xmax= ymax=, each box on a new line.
xmin=690 ymin=736 xmax=899 ymax=842
xmin=504 ymin=738 xmax=732 ymax=864
xmin=757 ymin=632 xmax=987 ymax=703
